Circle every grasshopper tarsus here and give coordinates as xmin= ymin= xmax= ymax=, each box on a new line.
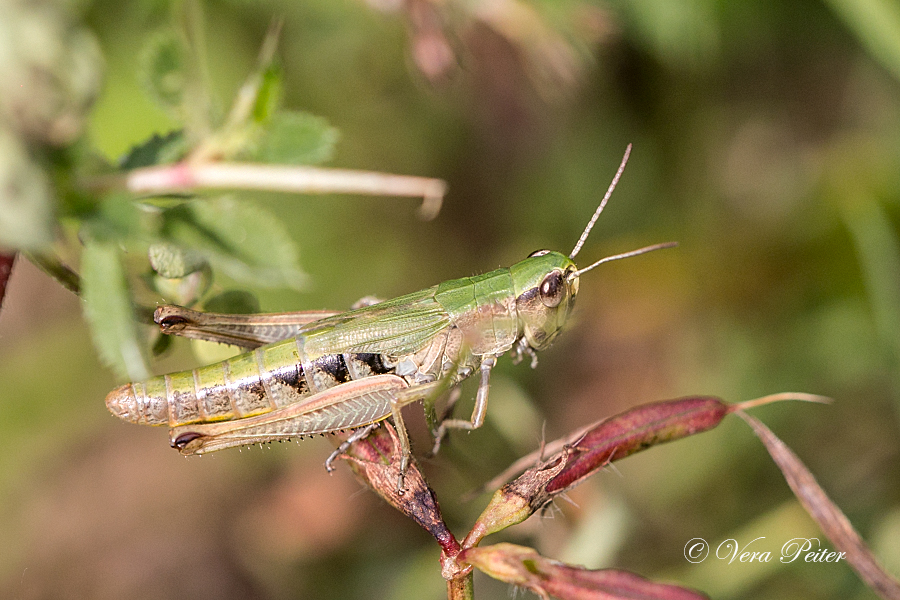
xmin=325 ymin=423 xmax=381 ymax=473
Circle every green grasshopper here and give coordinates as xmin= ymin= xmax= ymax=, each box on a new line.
xmin=106 ymin=144 xmax=675 ymax=487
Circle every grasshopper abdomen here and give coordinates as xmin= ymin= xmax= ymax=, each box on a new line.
xmin=105 ymin=338 xmax=397 ymax=428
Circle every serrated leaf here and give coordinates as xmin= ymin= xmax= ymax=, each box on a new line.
xmin=149 ymin=269 xmax=210 ymax=307
xmin=249 ymin=111 xmax=338 ymax=165
xmin=148 ymin=242 xmax=207 ymax=278
xmin=138 ymin=30 xmax=186 ymax=115
xmin=162 ymin=196 xmax=307 ymax=289
xmin=119 ymin=130 xmax=187 ymax=169
xmin=81 ymin=240 xmax=149 ymax=381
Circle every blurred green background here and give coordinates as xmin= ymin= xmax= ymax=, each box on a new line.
xmin=1 ymin=0 xmax=899 ymax=598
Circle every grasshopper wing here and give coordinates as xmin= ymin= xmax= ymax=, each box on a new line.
xmin=155 ymin=305 xmax=341 ymax=349
xmin=298 ymin=287 xmax=451 ymax=358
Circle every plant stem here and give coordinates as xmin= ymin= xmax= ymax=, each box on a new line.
xmin=121 ymin=162 xmax=446 ymax=219
xmin=26 ymin=252 xmax=81 ymax=295
xmin=446 ymin=574 xmax=474 ymax=600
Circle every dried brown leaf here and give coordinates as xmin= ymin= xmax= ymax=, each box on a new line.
xmin=738 ymin=411 xmax=900 ymax=600
xmin=339 ymin=423 xmax=460 ymax=558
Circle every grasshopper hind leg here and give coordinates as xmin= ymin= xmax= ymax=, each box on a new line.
xmin=323 ymin=384 xmax=419 ymax=493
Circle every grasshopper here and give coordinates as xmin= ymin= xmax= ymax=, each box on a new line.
xmin=106 ymin=144 xmax=675 ymax=488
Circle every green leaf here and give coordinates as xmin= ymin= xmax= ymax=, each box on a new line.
xmin=138 ymin=30 xmax=187 ymax=116
xmin=162 ymin=196 xmax=308 ymax=289
xmin=202 ymin=289 xmax=260 ymax=314
xmin=149 ymin=269 xmax=210 ymax=307
xmin=151 ymin=331 xmax=174 ymax=357
xmin=119 ymin=130 xmax=188 ymax=169
xmin=0 ymin=128 xmax=55 ymax=251
xmin=81 ymin=240 xmax=149 ymax=381
xmin=824 ymin=0 xmax=900 ymax=83
xmin=147 ymin=242 xmax=211 ymax=306
xmin=148 ymin=242 xmax=207 ymax=278
xmin=81 ymin=193 xmax=144 ymax=243
xmin=249 ymin=111 xmax=338 ymax=165
xmin=251 ymin=64 xmax=283 ymax=124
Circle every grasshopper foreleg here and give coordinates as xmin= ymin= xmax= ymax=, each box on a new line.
xmin=431 ymin=355 xmax=497 ymax=455
xmin=511 ymin=338 xmax=538 ymax=368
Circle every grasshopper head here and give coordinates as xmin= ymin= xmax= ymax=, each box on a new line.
xmin=511 ymin=250 xmax=579 ymax=351
xmin=510 ymin=145 xmax=677 ymax=353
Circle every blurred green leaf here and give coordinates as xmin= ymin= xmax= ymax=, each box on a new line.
xmin=0 ymin=2 xmax=103 ymax=147
xmin=162 ymin=196 xmax=307 ymax=289
xmin=249 ymin=111 xmax=338 ymax=165
xmin=151 ymin=329 xmax=174 ymax=356
xmin=623 ymin=0 xmax=720 ymax=69
xmin=149 ymin=269 xmax=210 ymax=307
xmin=81 ymin=239 xmax=150 ymax=381
xmin=202 ymin=289 xmax=260 ymax=314
xmin=148 ymin=242 xmax=207 ymax=278
xmin=842 ymin=196 xmax=900 ymax=412
xmin=81 ymin=193 xmax=144 ymax=243
xmin=119 ymin=130 xmax=188 ymax=169
xmin=252 ymin=64 xmax=284 ymax=124
xmin=138 ymin=30 xmax=187 ymax=116
xmin=0 ymin=128 xmax=55 ymax=251
xmin=824 ymin=0 xmax=900 ymax=83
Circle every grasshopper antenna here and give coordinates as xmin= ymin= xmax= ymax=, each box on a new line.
xmin=573 ymin=241 xmax=678 ymax=277
xmin=569 ymin=143 xmax=632 ymax=259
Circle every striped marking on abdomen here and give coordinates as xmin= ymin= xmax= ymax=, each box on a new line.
xmin=105 ymin=341 xmax=396 ymax=427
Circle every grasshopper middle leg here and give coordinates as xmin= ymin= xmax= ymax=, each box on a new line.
xmin=431 ymin=355 xmax=497 ymax=455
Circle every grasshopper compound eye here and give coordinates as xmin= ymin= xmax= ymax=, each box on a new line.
xmin=539 ymin=271 xmax=565 ymax=308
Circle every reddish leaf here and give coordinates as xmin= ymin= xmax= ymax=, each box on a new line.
xmin=547 ymin=396 xmax=728 ymax=493
xmin=738 ymin=411 xmax=900 ymax=600
xmin=466 ymin=397 xmax=728 ymax=546
xmin=464 ymin=451 xmax=570 ymax=546
xmin=460 ymin=543 xmax=708 ymax=600
xmin=339 ymin=423 xmax=461 ymax=559
xmin=0 ymin=252 xmax=14 ymax=309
